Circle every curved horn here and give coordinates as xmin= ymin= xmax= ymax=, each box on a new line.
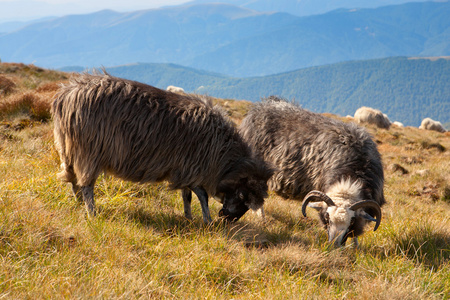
xmin=349 ymin=200 xmax=382 ymax=231
xmin=301 ymin=190 xmax=336 ymax=217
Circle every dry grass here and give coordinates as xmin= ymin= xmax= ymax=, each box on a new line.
xmin=0 ymin=75 xmax=16 ymax=95
xmin=213 ymin=97 xmax=252 ymax=125
xmin=0 ymin=92 xmax=53 ymax=121
xmin=0 ymin=63 xmax=67 ymax=124
xmin=0 ymin=63 xmax=449 ymax=299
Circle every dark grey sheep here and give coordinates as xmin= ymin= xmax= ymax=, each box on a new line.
xmin=239 ymin=97 xmax=386 ymax=246
xmin=51 ymin=73 xmax=273 ymax=223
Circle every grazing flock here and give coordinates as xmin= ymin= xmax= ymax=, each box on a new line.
xmin=50 ymin=73 xmax=446 ymax=247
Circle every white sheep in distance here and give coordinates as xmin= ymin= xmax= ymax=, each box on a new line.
xmin=392 ymin=121 xmax=404 ymax=128
xmin=354 ymin=106 xmax=391 ymax=129
xmin=166 ymin=85 xmax=185 ymax=93
xmin=419 ymin=118 xmax=446 ymax=133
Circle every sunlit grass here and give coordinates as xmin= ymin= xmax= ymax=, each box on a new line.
xmin=1 ymin=119 xmax=448 ymax=299
xmin=0 ymin=63 xmax=449 ymax=298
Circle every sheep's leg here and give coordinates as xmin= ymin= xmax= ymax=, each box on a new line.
xmin=181 ymin=188 xmax=193 ymax=220
xmin=192 ymin=187 xmax=212 ymax=223
xmin=58 ymin=163 xmax=83 ymax=204
xmin=352 ymin=237 xmax=359 ymax=248
xmin=71 ymin=181 xmax=83 ymax=204
xmin=81 ymin=184 xmax=96 ymax=217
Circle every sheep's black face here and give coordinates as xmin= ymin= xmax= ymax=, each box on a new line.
xmin=219 ymin=189 xmax=249 ymax=222
xmin=218 ymin=177 xmax=269 ymax=222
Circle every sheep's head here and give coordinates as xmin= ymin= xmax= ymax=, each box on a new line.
xmin=218 ymin=176 xmax=271 ymax=222
xmin=217 ymin=159 xmax=274 ymax=222
xmin=301 ymin=189 xmax=381 ymax=247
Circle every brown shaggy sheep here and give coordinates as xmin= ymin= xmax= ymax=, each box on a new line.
xmin=52 ymin=73 xmax=273 ymax=222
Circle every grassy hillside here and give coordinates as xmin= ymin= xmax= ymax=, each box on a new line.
xmin=1 ymin=63 xmax=449 ymax=298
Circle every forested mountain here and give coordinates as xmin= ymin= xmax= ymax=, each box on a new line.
xmin=96 ymin=57 xmax=450 ymax=127
xmin=1 ymin=2 xmax=449 ymax=76
xmin=100 ymin=63 xmax=229 ymax=90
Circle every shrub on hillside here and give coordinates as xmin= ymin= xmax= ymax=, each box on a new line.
xmin=36 ymin=81 xmax=61 ymax=93
xmin=0 ymin=75 xmax=16 ymax=95
xmin=0 ymin=92 xmax=52 ymax=121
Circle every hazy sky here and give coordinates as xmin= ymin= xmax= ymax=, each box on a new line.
xmin=0 ymin=0 xmax=192 ymax=22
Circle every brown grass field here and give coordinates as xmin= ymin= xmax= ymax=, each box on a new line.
xmin=1 ymin=63 xmax=449 ymax=299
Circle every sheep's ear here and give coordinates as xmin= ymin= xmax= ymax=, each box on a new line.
xmin=217 ymin=180 xmax=236 ymax=194
xmin=217 ymin=177 xmax=248 ymax=193
xmin=308 ymin=202 xmax=326 ymax=211
xmin=239 ymin=177 xmax=248 ymax=185
xmin=358 ymin=210 xmax=377 ymax=222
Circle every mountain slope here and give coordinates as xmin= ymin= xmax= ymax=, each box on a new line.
xmin=188 ymin=2 xmax=450 ymax=76
xmin=0 ymin=2 xmax=449 ymax=77
xmin=105 ymin=63 xmax=228 ymax=91
xmin=186 ymin=0 xmax=434 ymax=16
xmin=198 ymin=57 xmax=450 ymax=127
xmin=102 ymin=57 xmax=450 ymax=127
xmin=0 ymin=4 xmax=295 ymax=70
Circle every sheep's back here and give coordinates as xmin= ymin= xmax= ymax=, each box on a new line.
xmin=240 ymin=101 xmax=384 ymax=204
xmin=52 ymin=74 xmax=246 ymax=194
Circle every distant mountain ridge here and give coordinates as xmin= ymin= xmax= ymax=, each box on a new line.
xmin=186 ymin=0 xmax=434 ymax=16
xmin=1 ymin=1 xmax=449 ymax=76
xmin=91 ymin=56 xmax=450 ymax=127
xmin=189 ymin=1 xmax=450 ymax=76
xmin=0 ymin=0 xmax=433 ymax=23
